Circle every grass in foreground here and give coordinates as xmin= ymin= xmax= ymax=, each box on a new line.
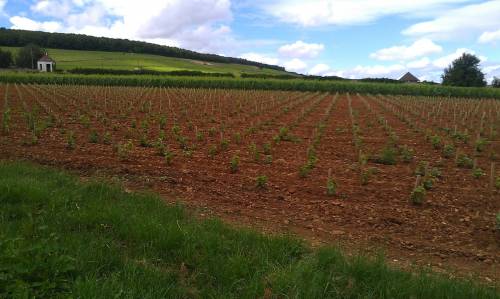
xmin=0 ymin=161 xmax=498 ymax=298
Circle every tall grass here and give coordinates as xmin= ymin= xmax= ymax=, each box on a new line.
xmin=0 ymin=161 xmax=498 ymax=298
xmin=1 ymin=72 xmax=500 ymax=98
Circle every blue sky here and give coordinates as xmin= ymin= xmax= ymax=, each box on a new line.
xmin=1 ymin=0 xmax=499 ymax=82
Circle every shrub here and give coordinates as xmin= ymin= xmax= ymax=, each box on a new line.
xmin=66 ymin=131 xmax=75 ymax=149
xmin=456 ymin=154 xmax=473 ymax=169
xmin=256 ymin=175 xmax=268 ymax=189
xmin=103 ymin=132 xmax=111 ymax=144
xmin=164 ymin=148 xmax=175 ymax=165
xmin=208 ymin=127 xmax=217 ymax=137
xmin=220 ymin=138 xmax=229 ymax=151
xmin=263 ymin=155 xmax=273 ymax=165
xmin=430 ymin=135 xmax=442 ymax=149
xmin=326 ymin=177 xmax=336 ymax=196
xmin=171 ymin=124 xmax=181 ymax=136
xmin=116 ymin=140 xmax=133 ymax=160
xmin=139 ymin=133 xmax=152 ymax=147
xmin=1 ymin=108 xmax=10 ymax=134
xmin=475 ymin=138 xmax=488 ymax=152
xmin=442 ymin=144 xmax=455 ymax=158
xmin=472 ymin=168 xmax=485 ymax=179
xmin=158 ymin=115 xmax=167 ymax=129
xmin=373 ymin=146 xmax=397 ymax=165
xmin=208 ymin=145 xmax=218 ymax=158
xmin=249 ymin=142 xmax=260 ymax=162
xmin=229 ymin=155 xmax=239 ymax=173
xmin=89 ymin=130 xmax=99 ymax=143
xmin=411 ymin=185 xmax=426 ymax=205
xmin=196 ymin=131 xmax=204 ymax=141
xmin=400 ymin=145 xmax=414 ymax=163
xmin=263 ymin=142 xmax=272 ymax=155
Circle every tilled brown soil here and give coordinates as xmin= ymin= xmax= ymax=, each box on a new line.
xmin=1 ymin=84 xmax=499 ymax=283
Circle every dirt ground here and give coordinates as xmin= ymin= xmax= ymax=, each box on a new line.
xmin=1 ymin=84 xmax=499 ymax=283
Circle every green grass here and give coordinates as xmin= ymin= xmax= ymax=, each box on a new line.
xmin=0 ymin=161 xmax=499 ymax=298
xmin=2 ymin=72 xmax=500 ymax=99
xmin=0 ymin=46 xmax=289 ymax=76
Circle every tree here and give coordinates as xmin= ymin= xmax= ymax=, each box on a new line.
xmin=492 ymin=77 xmax=500 ymax=88
xmin=441 ymin=53 xmax=486 ymax=87
xmin=15 ymin=44 xmax=44 ymax=69
xmin=0 ymin=48 xmax=12 ymax=68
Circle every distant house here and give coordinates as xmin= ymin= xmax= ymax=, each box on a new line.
xmin=37 ymin=54 xmax=55 ymax=72
xmin=399 ymin=72 xmax=419 ymax=83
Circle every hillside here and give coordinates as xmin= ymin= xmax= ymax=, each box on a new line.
xmin=1 ymin=46 xmax=291 ymax=76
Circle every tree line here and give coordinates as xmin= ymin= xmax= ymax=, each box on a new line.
xmin=0 ymin=28 xmax=285 ymax=71
xmin=0 ymin=43 xmax=45 ymax=69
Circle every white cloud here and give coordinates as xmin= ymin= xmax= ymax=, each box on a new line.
xmin=432 ymin=48 xmax=475 ymax=68
xmin=283 ymin=58 xmax=307 ymax=72
xmin=9 ymin=0 xmax=237 ymax=55
xmin=278 ymin=40 xmax=324 ymax=59
xmin=406 ymin=57 xmax=430 ymax=69
xmin=10 ymin=16 xmax=62 ymax=32
xmin=262 ymin=0 xmax=473 ymax=27
xmin=352 ymin=64 xmax=405 ymax=76
xmin=308 ymin=63 xmax=331 ymax=75
xmin=403 ymin=0 xmax=500 ymax=40
xmin=478 ymin=29 xmax=500 ymax=44
xmin=239 ymin=52 xmax=279 ymax=65
xmin=370 ymin=38 xmax=442 ymax=61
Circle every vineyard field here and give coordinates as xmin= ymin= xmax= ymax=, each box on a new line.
xmin=1 ymin=83 xmax=499 ymax=280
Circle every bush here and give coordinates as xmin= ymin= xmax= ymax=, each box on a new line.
xmin=256 ymin=175 xmax=268 ymax=189
xmin=411 ymin=185 xmax=426 ymax=205
xmin=229 ymin=155 xmax=239 ymax=173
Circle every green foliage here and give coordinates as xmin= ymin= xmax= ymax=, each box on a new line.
xmin=262 ymin=142 xmax=272 ymax=155
xmin=442 ymin=53 xmax=486 ymax=87
xmin=493 ymin=77 xmax=500 ymax=88
xmin=249 ymin=142 xmax=260 ymax=162
xmin=229 ymin=155 xmax=239 ymax=173
xmin=88 ymin=130 xmax=99 ymax=143
xmin=208 ymin=144 xmax=218 ymax=158
xmin=66 ymin=131 xmax=75 ymax=149
xmin=171 ymin=124 xmax=181 ymax=136
xmin=0 ymin=161 xmax=497 ymax=298
xmin=400 ymin=145 xmax=414 ymax=163
xmin=0 ymin=47 xmax=13 ymax=68
xmin=219 ymin=138 xmax=229 ymax=151
xmin=430 ymin=135 xmax=442 ymax=149
xmin=472 ymin=168 xmax=485 ymax=179
xmin=15 ymin=44 xmax=45 ymax=69
xmin=456 ymin=154 xmax=473 ymax=169
xmin=164 ymin=148 xmax=174 ymax=165
xmin=496 ymin=213 xmax=500 ymax=231
xmin=208 ymin=127 xmax=217 ymax=137
xmin=2 ymin=72 xmax=500 ymax=99
xmin=411 ymin=185 xmax=426 ymax=205
xmin=0 ymin=232 xmax=76 ymax=298
xmin=1 ymin=108 xmax=10 ymax=134
xmin=158 ymin=115 xmax=167 ymax=129
xmin=360 ymin=167 xmax=377 ymax=185
xmin=115 ymin=140 xmax=133 ymax=160
xmin=373 ymin=146 xmax=397 ymax=165
xmin=442 ymin=144 xmax=455 ymax=158
xmin=103 ymin=132 xmax=111 ymax=145
xmin=196 ymin=131 xmax=204 ymax=142
xmin=475 ymin=138 xmax=488 ymax=152
xmin=255 ymin=175 xmax=268 ymax=189
xmin=326 ymin=177 xmax=336 ymax=196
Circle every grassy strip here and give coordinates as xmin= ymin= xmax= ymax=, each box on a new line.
xmin=0 ymin=161 xmax=498 ymax=298
xmin=1 ymin=72 xmax=500 ymax=99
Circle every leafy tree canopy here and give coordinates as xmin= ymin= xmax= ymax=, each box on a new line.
xmin=0 ymin=48 xmax=12 ymax=68
xmin=15 ymin=43 xmax=45 ymax=69
xmin=442 ymin=53 xmax=486 ymax=87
